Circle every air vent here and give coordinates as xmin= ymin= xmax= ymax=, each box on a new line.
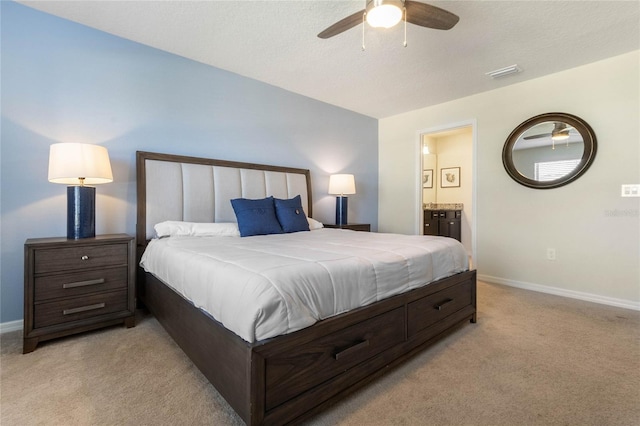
xmin=485 ymin=64 xmax=522 ymax=79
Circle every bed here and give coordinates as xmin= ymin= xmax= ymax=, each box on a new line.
xmin=136 ymin=151 xmax=477 ymax=425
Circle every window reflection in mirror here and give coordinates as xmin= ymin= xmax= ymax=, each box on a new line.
xmin=503 ymin=113 xmax=596 ymax=189
xmin=512 ymin=121 xmax=585 ymax=181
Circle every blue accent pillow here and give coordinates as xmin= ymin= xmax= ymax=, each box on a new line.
xmin=274 ymin=195 xmax=310 ymax=233
xmin=230 ymin=197 xmax=284 ymax=237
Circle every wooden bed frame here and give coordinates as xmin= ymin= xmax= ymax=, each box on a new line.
xmin=136 ymin=151 xmax=477 ymax=425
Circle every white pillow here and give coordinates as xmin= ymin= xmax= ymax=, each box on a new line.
xmin=307 ymin=217 xmax=324 ymax=230
xmin=154 ymin=221 xmax=240 ymax=238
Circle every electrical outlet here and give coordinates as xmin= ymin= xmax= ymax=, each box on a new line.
xmin=621 ymin=184 xmax=640 ymax=197
xmin=546 ymin=248 xmax=556 ymax=261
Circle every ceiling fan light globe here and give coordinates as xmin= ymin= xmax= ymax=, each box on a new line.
xmin=366 ymin=4 xmax=403 ymax=28
xmin=551 ymin=131 xmax=570 ymax=141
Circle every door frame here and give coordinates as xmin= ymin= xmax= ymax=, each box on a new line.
xmin=416 ymin=119 xmax=477 ymax=267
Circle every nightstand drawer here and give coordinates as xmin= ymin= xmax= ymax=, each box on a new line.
xmin=34 ymin=244 xmax=128 ymax=274
xmin=34 ymin=266 xmax=128 ymax=302
xmin=34 ymin=289 xmax=128 ymax=328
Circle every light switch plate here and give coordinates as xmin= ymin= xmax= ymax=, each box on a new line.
xmin=621 ymin=184 xmax=640 ymax=197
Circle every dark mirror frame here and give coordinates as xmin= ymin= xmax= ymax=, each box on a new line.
xmin=502 ymin=112 xmax=597 ymax=189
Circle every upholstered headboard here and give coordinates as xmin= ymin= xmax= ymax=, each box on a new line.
xmin=136 ymin=151 xmax=312 ymax=243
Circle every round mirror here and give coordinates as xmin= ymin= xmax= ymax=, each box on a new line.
xmin=502 ymin=112 xmax=597 ymax=189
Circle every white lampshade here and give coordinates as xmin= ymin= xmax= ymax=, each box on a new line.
xmin=48 ymin=143 xmax=113 ymax=185
xmin=366 ymin=0 xmax=403 ymax=28
xmin=328 ymin=174 xmax=356 ymax=195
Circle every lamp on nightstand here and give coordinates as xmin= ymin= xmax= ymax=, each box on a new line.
xmin=328 ymin=174 xmax=356 ymax=225
xmin=48 ymin=143 xmax=113 ymax=239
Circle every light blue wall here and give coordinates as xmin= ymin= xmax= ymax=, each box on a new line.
xmin=0 ymin=2 xmax=378 ymax=323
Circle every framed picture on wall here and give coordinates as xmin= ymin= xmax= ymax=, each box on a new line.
xmin=422 ymin=169 xmax=434 ymax=188
xmin=441 ymin=167 xmax=460 ymax=188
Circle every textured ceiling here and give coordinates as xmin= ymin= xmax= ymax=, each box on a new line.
xmin=18 ymin=0 xmax=640 ymax=118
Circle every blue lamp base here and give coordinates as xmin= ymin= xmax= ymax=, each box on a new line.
xmin=335 ymin=196 xmax=348 ymax=225
xmin=67 ymin=186 xmax=96 ymax=239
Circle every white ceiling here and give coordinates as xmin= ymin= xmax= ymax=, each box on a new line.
xmin=18 ymin=0 xmax=640 ymax=119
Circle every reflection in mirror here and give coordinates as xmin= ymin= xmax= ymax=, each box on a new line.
xmin=422 ymin=141 xmax=437 ymax=206
xmin=512 ymin=121 xmax=585 ymax=181
xmin=503 ymin=113 xmax=597 ymax=189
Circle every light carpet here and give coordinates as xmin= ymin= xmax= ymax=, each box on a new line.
xmin=1 ymin=281 xmax=639 ymax=425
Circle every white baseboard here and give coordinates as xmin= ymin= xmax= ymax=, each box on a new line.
xmin=0 ymin=319 xmax=23 ymax=334
xmin=478 ymin=274 xmax=640 ymax=311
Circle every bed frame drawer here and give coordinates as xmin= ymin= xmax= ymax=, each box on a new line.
xmin=264 ymin=306 xmax=405 ymax=411
xmin=407 ymin=280 xmax=472 ymax=337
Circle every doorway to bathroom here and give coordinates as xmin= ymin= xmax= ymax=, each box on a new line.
xmin=418 ymin=121 xmax=476 ymax=266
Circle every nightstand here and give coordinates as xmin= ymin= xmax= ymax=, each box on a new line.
xmin=323 ymin=223 xmax=371 ymax=232
xmin=23 ymin=234 xmax=136 ymax=353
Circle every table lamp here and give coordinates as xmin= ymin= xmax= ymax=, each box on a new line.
xmin=328 ymin=174 xmax=356 ymax=225
xmin=48 ymin=143 xmax=113 ymax=239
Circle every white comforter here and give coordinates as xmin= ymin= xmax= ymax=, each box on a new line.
xmin=140 ymin=229 xmax=468 ymax=343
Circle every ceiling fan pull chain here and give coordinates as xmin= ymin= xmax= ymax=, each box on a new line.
xmin=403 ymin=7 xmax=407 ymax=47
xmin=362 ymin=12 xmax=366 ymax=51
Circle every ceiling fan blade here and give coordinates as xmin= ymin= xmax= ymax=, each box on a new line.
xmin=317 ymin=9 xmax=365 ymax=39
xmin=404 ymin=1 xmax=459 ymax=30
xmin=523 ymin=133 xmax=552 ymax=140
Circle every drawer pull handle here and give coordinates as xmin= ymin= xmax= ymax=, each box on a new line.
xmin=435 ymin=298 xmax=454 ymax=310
xmin=63 ymin=278 xmax=105 ymax=289
xmin=81 ymin=255 xmax=89 ymax=261
xmin=334 ymin=339 xmax=370 ymax=360
xmin=63 ymin=303 xmax=105 ymax=315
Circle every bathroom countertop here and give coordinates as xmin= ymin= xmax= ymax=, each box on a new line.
xmin=423 ymin=203 xmax=463 ymax=210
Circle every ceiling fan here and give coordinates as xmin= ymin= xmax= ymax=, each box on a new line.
xmin=317 ymin=0 xmax=459 ymax=46
xmin=523 ymin=122 xmax=574 ymax=141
